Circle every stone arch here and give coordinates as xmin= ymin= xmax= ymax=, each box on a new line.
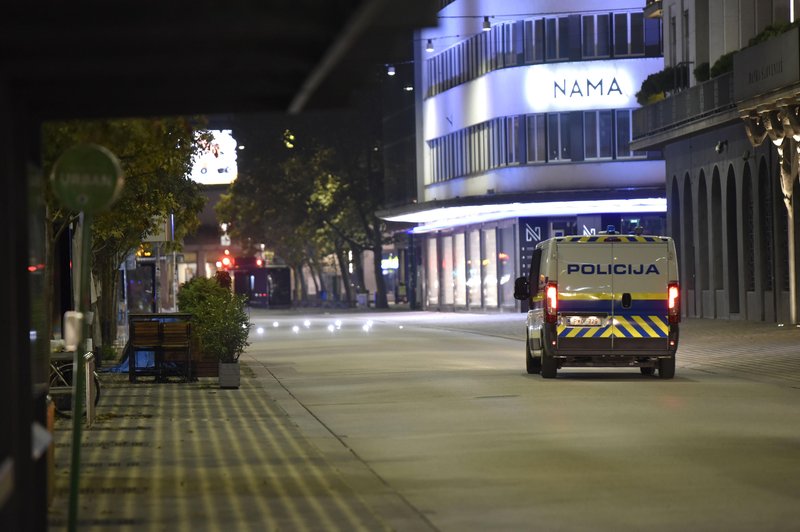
xmin=742 ymin=162 xmax=754 ymax=295
xmin=758 ymin=156 xmax=774 ymax=321
xmin=758 ymin=157 xmax=774 ymax=293
xmin=726 ymin=164 xmax=740 ymax=314
xmin=711 ymin=166 xmax=723 ymax=294
xmin=683 ymin=172 xmax=696 ymax=316
xmin=670 ymin=176 xmax=681 ymax=244
xmin=698 ymin=170 xmax=710 ymax=304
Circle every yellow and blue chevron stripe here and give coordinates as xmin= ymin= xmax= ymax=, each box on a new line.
xmin=557 ymin=315 xmax=669 ymax=338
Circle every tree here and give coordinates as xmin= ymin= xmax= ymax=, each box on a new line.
xmin=41 ymin=117 xmax=208 ymax=352
xmin=219 ymin=101 xmax=392 ymax=308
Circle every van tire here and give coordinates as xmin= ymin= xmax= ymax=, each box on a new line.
xmin=658 ymin=357 xmax=676 ymax=379
xmin=526 ymin=337 xmax=541 ymax=374
xmin=541 ymin=354 xmax=557 ymax=378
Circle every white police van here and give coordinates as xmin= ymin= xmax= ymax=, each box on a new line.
xmin=513 ymin=228 xmax=680 ymax=379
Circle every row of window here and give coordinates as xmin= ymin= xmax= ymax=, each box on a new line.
xmin=426 ymin=11 xmax=661 ymax=97
xmin=428 ymin=109 xmax=646 ymax=184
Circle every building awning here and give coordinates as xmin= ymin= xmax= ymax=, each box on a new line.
xmin=377 ymin=189 xmax=666 ymax=234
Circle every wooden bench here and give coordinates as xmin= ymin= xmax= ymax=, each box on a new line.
xmin=129 ymin=316 xmax=192 ymax=383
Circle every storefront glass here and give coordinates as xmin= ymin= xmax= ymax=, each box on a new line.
xmin=498 ymin=226 xmax=516 ymax=309
xmin=454 ymin=233 xmax=467 ymax=306
xmin=442 ymin=235 xmax=454 ymax=305
xmin=482 ymin=228 xmax=498 ymax=307
xmin=426 ymin=236 xmax=439 ymax=306
xmin=467 ymin=230 xmax=481 ymax=308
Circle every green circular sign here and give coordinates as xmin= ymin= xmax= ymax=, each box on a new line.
xmin=50 ymin=144 xmax=124 ymax=213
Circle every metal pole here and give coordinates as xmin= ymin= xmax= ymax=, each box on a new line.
xmin=67 ymin=212 xmax=91 ymax=531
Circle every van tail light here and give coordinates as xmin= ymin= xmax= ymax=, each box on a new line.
xmin=668 ymin=282 xmax=680 ymax=323
xmin=545 ymin=282 xmax=558 ymax=324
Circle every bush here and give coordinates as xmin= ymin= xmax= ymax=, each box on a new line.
xmin=709 ymin=51 xmax=734 ymax=78
xmin=694 ymin=62 xmax=710 ymax=82
xmin=178 ymin=276 xmax=250 ymax=363
xmin=636 ymin=64 xmax=690 ymax=105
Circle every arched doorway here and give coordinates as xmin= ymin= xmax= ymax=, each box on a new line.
xmin=711 ymin=167 xmax=723 ymax=317
xmin=683 ymin=173 xmax=696 ymax=317
xmin=726 ymin=164 xmax=740 ymax=315
xmin=698 ymin=170 xmax=709 ymax=317
xmin=758 ymin=157 xmax=775 ymax=321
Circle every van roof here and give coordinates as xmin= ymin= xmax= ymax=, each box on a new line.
xmin=556 ymin=235 xmax=670 ymax=243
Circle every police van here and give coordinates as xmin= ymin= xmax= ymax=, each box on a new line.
xmin=513 ymin=228 xmax=680 ymax=379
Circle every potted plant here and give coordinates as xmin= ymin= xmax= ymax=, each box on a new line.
xmin=177 ymin=273 xmax=250 ymax=388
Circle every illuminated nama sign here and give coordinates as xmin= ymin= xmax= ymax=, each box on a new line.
xmin=554 ymin=77 xmax=622 ymax=99
xmin=525 ymin=60 xmax=641 ymax=112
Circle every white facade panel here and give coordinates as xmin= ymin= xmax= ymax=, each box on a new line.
xmin=424 ymin=160 xmax=665 ymax=202
xmin=423 ymin=58 xmax=663 ymax=140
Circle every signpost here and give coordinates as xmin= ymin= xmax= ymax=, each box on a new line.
xmin=50 ymin=144 xmax=123 ymax=532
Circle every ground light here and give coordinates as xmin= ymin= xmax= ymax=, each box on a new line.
xmin=292 ymin=325 xmax=300 ymax=333
xmin=256 ymin=327 xmax=264 ymax=335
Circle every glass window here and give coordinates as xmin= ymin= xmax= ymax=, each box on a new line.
xmin=442 ymin=236 xmax=454 ymax=305
xmin=617 ymin=109 xmax=631 ymax=157
xmin=584 ymin=112 xmax=597 ymax=158
xmin=559 ymin=114 xmax=571 ymax=160
xmin=597 ymin=14 xmax=610 ymax=56
xmin=454 ymin=233 xmax=467 ymax=306
xmin=548 ymin=113 xmax=571 ymax=161
xmin=558 ymin=17 xmax=570 ymax=60
xmin=524 ymin=19 xmax=545 ymax=63
xmin=599 ymin=111 xmax=613 ymax=158
xmin=482 ymin=228 xmax=498 ymax=308
xmin=586 ymin=111 xmax=613 ymax=159
xmin=546 ymin=18 xmax=557 ymax=60
xmin=506 ymin=116 xmax=521 ymax=164
xmin=498 ymin=226 xmax=516 ymax=310
xmin=426 ymin=237 xmax=439 ymax=306
xmin=614 ymin=13 xmax=629 ymax=56
xmin=467 ymin=230 xmax=481 ymax=308
xmin=583 ymin=14 xmax=611 ymax=58
xmin=527 ymin=114 xmax=546 ymax=163
xmin=582 ymin=16 xmax=595 ymax=58
xmin=631 ymin=12 xmax=644 ymax=55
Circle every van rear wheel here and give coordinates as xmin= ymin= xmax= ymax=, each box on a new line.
xmin=541 ymin=354 xmax=557 ymax=378
xmin=526 ymin=337 xmax=541 ymax=374
xmin=658 ymin=357 xmax=676 ymax=379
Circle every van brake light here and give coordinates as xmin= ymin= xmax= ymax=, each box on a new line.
xmin=668 ymin=282 xmax=680 ymax=323
xmin=545 ymin=282 xmax=558 ymax=323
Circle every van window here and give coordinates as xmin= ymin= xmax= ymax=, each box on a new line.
xmin=528 ymin=248 xmax=542 ymax=296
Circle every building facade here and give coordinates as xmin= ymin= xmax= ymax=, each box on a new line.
xmin=633 ymin=0 xmax=800 ymax=323
xmin=380 ymin=0 xmax=667 ymax=311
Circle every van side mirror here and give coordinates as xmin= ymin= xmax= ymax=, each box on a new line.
xmin=513 ymin=277 xmax=530 ymax=300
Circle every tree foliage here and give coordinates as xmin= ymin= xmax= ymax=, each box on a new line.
xmin=219 ymin=101 xmax=391 ymax=307
xmin=41 ymin=116 xmax=208 ymax=349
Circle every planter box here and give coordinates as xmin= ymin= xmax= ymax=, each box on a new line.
xmin=218 ymin=361 xmax=240 ymax=389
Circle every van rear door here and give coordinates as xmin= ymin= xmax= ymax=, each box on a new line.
xmin=556 ymin=240 xmax=614 ymax=352
xmin=611 ymin=238 xmax=671 ymax=352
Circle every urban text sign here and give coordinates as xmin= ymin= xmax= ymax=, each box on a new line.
xmin=51 ymin=144 xmax=124 ymax=213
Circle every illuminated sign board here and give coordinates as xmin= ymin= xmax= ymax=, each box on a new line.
xmin=190 ymin=129 xmax=239 ymax=186
xmin=423 ymin=57 xmax=663 ymax=140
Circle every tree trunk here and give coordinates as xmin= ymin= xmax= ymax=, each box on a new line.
xmin=96 ymin=253 xmax=120 ymax=351
xmin=371 ymin=225 xmax=388 ymax=308
xmin=334 ymin=240 xmax=353 ymax=305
